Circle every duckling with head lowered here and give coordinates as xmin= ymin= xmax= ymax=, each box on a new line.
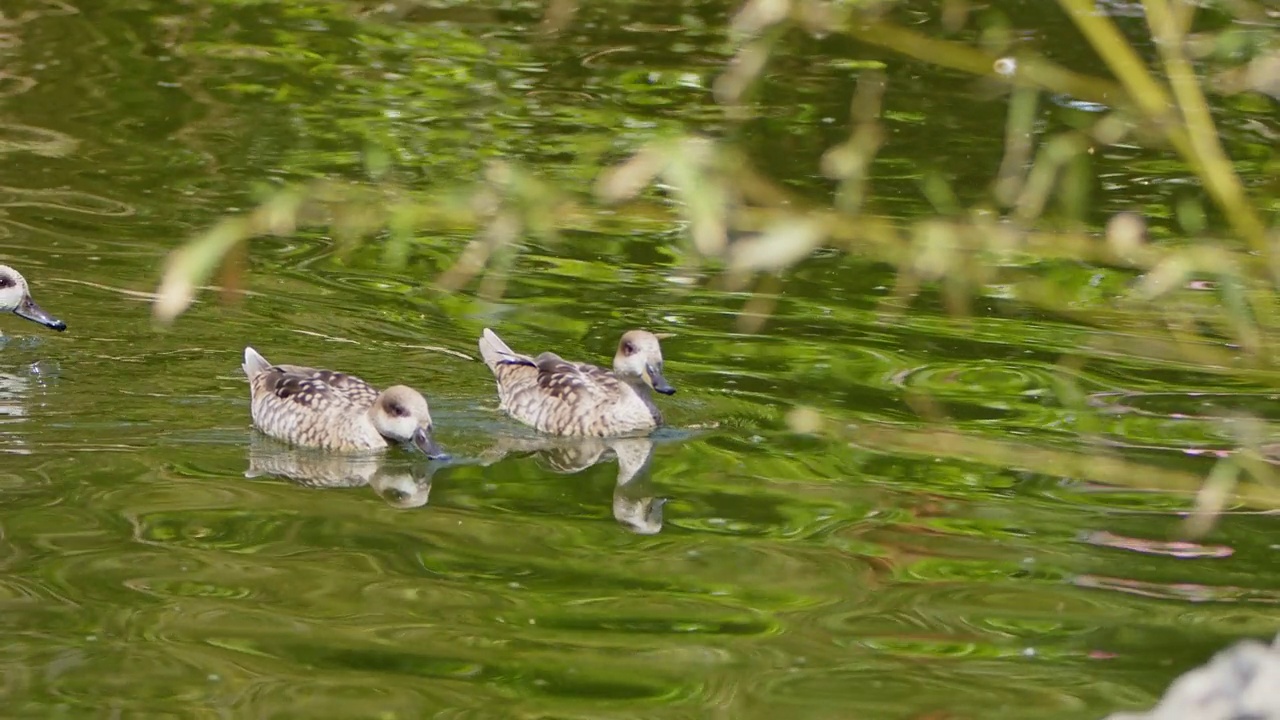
xmin=478 ymin=328 xmax=676 ymax=437
xmin=0 ymin=265 xmax=67 ymax=333
xmin=241 ymin=346 xmax=448 ymax=459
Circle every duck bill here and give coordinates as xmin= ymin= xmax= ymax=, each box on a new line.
xmin=647 ymin=364 xmax=676 ymax=395
xmin=14 ymin=294 xmax=67 ymax=331
xmin=411 ymin=427 xmax=451 ymax=461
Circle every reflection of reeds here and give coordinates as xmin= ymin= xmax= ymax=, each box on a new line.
xmin=152 ymin=1 xmax=1278 ymax=532
xmin=849 ymin=421 xmax=1279 ymax=507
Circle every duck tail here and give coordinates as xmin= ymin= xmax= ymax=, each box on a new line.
xmin=478 ymin=328 xmax=517 ymax=371
xmin=242 ymin=346 xmax=271 ymax=380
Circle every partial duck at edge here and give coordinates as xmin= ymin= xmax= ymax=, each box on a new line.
xmin=0 ymin=265 xmax=67 ymax=334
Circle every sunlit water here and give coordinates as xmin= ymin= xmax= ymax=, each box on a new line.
xmin=0 ymin=2 xmax=1277 ymax=718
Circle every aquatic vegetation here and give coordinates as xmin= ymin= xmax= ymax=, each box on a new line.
xmin=151 ymin=0 xmax=1280 ymax=530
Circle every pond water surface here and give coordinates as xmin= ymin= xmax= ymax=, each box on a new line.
xmin=1 ymin=1 xmax=1278 ymax=718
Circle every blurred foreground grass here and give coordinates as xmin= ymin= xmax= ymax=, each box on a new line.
xmin=153 ymin=0 xmax=1280 ymax=532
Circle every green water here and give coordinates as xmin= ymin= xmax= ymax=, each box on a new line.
xmin=1 ymin=1 xmax=1278 ymax=718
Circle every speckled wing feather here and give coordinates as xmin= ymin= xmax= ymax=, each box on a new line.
xmin=531 ymin=353 xmax=618 ymax=403
xmin=247 ymin=362 xmax=385 ymax=451
xmin=494 ymin=353 xmax=633 ymax=436
xmin=257 ymin=364 xmax=380 ymax=411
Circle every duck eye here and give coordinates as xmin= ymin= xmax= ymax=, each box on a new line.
xmin=621 ymin=341 xmax=635 ymax=355
xmin=386 ymin=402 xmax=408 ymax=417
xmin=0 ymin=276 xmax=12 ymax=289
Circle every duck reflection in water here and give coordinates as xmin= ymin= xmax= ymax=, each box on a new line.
xmin=479 ymin=434 xmax=666 ymax=535
xmin=245 ymin=434 xmax=437 ymax=509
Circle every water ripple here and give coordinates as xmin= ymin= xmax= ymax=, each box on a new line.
xmin=0 ymin=185 xmax=133 ymax=216
xmin=0 ymin=3 xmax=1276 ymax=716
xmin=0 ymin=122 xmax=79 ymax=157
xmin=1074 ymin=574 xmax=1280 ymax=604
xmin=0 ymin=74 xmax=37 ymax=99
xmin=752 ymin=659 xmax=1148 ymax=716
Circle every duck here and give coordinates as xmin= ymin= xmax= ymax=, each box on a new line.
xmin=240 ymin=346 xmax=448 ymax=458
xmin=477 ymin=328 xmax=676 ymax=437
xmin=0 ymin=265 xmax=67 ymax=333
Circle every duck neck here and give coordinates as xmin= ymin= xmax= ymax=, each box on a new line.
xmin=620 ymin=374 xmax=652 ymax=395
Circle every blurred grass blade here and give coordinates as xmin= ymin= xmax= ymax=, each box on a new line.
xmin=154 ymin=218 xmax=252 ymax=325
xmin=728 ymin=217 xmax=828 ymax=273
xmin=154 ymin=189 xmax=308 ymax=324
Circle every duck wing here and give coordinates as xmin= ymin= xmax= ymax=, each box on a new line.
xmin=530 ymin=353 xmax=618 ymax=407
xmin=257 ymin=364 xmax=379 ymax=411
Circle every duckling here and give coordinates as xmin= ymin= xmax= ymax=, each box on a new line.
xmin=478 ymin=328 xmax=675 ymax=437
xmin=241 ymin=346 xmax=448 ymax=458
xmin=0 ymin=265 xmax=66 ymax=333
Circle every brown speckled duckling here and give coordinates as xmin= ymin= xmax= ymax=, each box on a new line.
xmin=477 ymin=328 xmax=676 ymax=437
xmin=241 ymin=346 xmax=448 ymax=458
xmin=0 ymin=265 xmax=67 ymax=334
